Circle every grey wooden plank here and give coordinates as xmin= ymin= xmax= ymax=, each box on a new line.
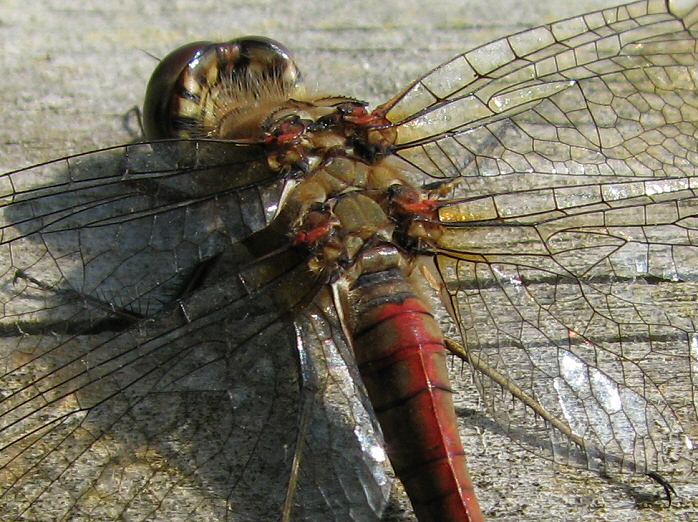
xmin=0 ymin=1 xmax=695 ymax=521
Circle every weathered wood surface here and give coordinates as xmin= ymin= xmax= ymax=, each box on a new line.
xmin=0 ymin=1 xmax=696 ymax=521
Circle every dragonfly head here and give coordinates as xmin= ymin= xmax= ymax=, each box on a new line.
xmin=142 ymin=36 xmax=303 ymax=141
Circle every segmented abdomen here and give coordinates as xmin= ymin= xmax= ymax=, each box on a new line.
xmin=346 ymin=267 xmax=483 ymax=522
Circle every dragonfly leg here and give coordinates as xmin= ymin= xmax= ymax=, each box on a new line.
xmin=646 ymin=471 xmax=676 ymax=505
xmin=12 ymin=269 xmax=142 ymax=325
xmin=121 ymin=104 xmax=145 ymax=141
xmin=443 ymin=336 xmax=587 ymax=450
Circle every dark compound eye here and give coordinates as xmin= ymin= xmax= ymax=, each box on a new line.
xmin=143 ymin=36 xmax=303 ymax=141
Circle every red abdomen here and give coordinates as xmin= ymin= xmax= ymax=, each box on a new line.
xmin=346 ymin=268 xmax=484 ymax=522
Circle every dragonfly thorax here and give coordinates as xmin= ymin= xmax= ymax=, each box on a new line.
xmin=285 ymin=157 xmax=445 ymax=279
xmin=262 ymin=97 xmax=397 ymax=175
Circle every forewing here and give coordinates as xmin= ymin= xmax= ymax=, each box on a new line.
xmin=0 ymin=140 xmax=284 ymax=320
xmin=389 ymin=0 xmax=698 ymax=178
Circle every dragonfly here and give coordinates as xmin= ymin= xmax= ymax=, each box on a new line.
xmin=1 ymin=0 xmax=697 ymax=520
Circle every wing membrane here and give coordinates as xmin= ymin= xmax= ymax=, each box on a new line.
xmin=428 ymin=133 xmax=698 ymax=477
xmin=290 ymin=289 xmax=391 ymax=521
xmin=0 ymin=143 xmax=389 ymax=521
xmin=0 ymin=140 xmax=283 ymax=319
xmin=372 ymin=0 xmax=698 ymax=481
xmin=390 ymin=0 xmax=698 ymax=180
xmin=439 ymin=254 xmax=697 ymax=473
xmin=0 ymin=236 xmax=311 ymax=516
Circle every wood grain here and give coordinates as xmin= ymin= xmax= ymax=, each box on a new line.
xmin=1 ymin=1 xmax=695 ymax=521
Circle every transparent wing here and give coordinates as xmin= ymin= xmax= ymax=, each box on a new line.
xmin=0 ymin=144 xmax=389 ymax=521
xmin=403 ymin=45 xmax=698 ymax=486
xmin=290 ymin=288 xmax=391 ymax=521
xmin=377 ymin=0 xmax=698 ymax=487
xmin=0 ymin=140 xmax=285 ymax=319
xmin=388 ymin=0 xmax=698 ymax=169
xmin=435 ymin=210 xmax=697 ymax=476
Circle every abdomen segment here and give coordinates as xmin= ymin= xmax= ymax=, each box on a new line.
xmin=345 ymin=267 xmax=483 ymax=522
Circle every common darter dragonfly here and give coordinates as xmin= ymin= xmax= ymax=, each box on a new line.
xmin=0 ymin=1 xmax=697 ymax=520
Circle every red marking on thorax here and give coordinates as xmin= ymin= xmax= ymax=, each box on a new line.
xmin=293 ymin=216 xmax=333 ymax=247
xmin=391 ymin=187 xmax=441 ymax=220
xmin=293 ymin=226 xmax=329 ymax=246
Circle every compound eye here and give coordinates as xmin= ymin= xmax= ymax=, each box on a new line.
xmin=143 ymin=36 xmax=302 ymax=140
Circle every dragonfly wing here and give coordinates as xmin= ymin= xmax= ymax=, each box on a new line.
xmin=0 ymin=141 xmax=390 ymax=520
xmin=0 ymin=140 xmax=284 ymax=319
xmin=389 ymin=0 xmax=698 ymax=178
xmin=0 ymin=266 xmax=294 ymax=519
xmin=437 ymin=247 xmax=697 ymax=473
xmin=289 ymin=288 xmax=391 ymax=521
xmin=431 ymin=163 xmax=697 ymax=477
xmin=372 ymin=0 xmax=698 ymax=483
